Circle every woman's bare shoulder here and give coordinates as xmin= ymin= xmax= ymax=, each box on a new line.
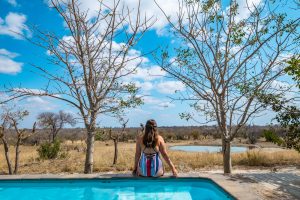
xmin=136 ymin=134 xmax=144 ymax=142
xmin=157 ymin=135 xmax=165 ymax=143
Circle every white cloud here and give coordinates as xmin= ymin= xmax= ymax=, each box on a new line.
xmin=25 ymin=97 xmax=58 ymax=111
xmin=60 ymin=34 xmax=166 ymax=82
xmin=269 ymin=80 xmax=298 ymax=100
xmin=45 ymin=0 xmax=263 ymax=38
xmin=45 ymin=0 xmax=181 ymax=35
xmin=0 ymin=92 xmax=9 ymax=103
xmin=128 ymin=65 xmax=166 ymax=81
xmin=154 ymin=101 xmax=175 ymax=110
xmin=272 ymin=53 xmax=293 ymax=72
xmin=157 ymin=81 xmax=185 ymax=94
xmin=0 ymin=57 xmax=22 ymax=74
xmin=142 ymin=96 xmax=175 ymax=110
xmin=142 ymin=96 xmax=162 ymax=104
xmin=234 ymin=0 xmax=262 ymax=21
xmin=7 ymin=0 xmax=18 ymax=7
xmin=126 ymin=107 xmax=152 ymax=116
xmin=270 ymin=80 xmax=291 ymax=90
xmin=0 ymin=48 xmax=19 ymax=58
xmin=59 ymin=34 xmax=150 ymax=77
xmin=26 ymin=96 xmax=48 ymax=104
xmin=0 ymin=49 xmax=23 ymax=74
xmin=0 ymin=12 xmax=31 ymax=39
xmin=134 ymin=81 xmax=153 ymax=91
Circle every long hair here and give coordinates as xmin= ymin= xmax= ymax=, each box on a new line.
xmin=142 ymin=119 xmax=158 ymax=148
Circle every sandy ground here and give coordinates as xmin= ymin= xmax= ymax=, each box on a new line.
xmin=201 ymin=167 xmax=300 ymax=200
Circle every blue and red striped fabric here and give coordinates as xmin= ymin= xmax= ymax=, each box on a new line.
xmin=138 ymin=149 xmax=163 ymax=177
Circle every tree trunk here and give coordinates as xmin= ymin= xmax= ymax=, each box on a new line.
xmin=84 ymin=128 xmax=95 ymax=174
xmin=52 ymin=129 xmax=59 ymax=143
xmin=221 ymin=133 xmax=225 ymax=152
xmin=1 ymin=138 xmax=13 ymax=175
xmin=113 ymin=139 xmax=118 ymax=165
xmin=49 ymin=132 xmax=52 ymax=143
xmin=14 ymin=137 xmax=21 ymax=174
xmin=52 ymin=132 xmax=55 ymax=143
xmin=50 ymin=129 xmax=57 ymax=143
xmin=222 ymin=138 xmax=232 ymax=174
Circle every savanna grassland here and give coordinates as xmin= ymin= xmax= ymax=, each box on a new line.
xmin=1 ymin=139 xmax=299 ymax=175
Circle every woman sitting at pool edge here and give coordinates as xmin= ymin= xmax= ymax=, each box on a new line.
xmin=132 ymin=119 xmax=178 ymax=177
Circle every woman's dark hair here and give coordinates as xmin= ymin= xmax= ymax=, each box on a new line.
xmin=143 ymin=119 xmax=158 ymax=148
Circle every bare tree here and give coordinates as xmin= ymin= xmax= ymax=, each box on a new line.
xmin=0 ymin=107 xmax=36 ymax=174
xmin=5 ymin=0 xmax=153 ymax=173
xmin=37 ymin=110 xmax=76 ymax=143
xmin=155 ymin=0 xmax=300 ymax=173
xmin=0 ymin=126 xmax=12 ymax=174
xmin=108 ymin=118 xmax=128 ymax=165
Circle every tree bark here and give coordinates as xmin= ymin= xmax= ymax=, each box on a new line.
xmin=52 ymin=132 xmax=55 ymax=143
xmin=221 ymin=131 xmax=225 ymax=152
xmin=1 ymin=138 xmax=12 ymax=175
xmin=14 ymin=137 xmax=21 ymax=174
xmin=113 ymin=139 xmax=118 ymax=165
xmin=49 ymin=132 xmax=52 ymax=143
xmin=84 ymin=127 xmax=95 ymax=174
xmin=222 ymin=138 xmax=232 ymax=174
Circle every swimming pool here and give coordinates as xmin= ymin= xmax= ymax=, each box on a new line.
xmin=0 ymin=178 xmax=235 ymax=200
xmin=170 ymin=145 xmax=248 ymax=153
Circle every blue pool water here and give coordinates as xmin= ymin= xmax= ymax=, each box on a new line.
xmin=170 ymin=145 xmax=248 ymax=153
xmin=0 ymin=178 xmax=234 ymax=200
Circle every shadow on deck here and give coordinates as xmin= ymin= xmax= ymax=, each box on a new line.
xmin=234 ymin=171 xmax=300 ymax=200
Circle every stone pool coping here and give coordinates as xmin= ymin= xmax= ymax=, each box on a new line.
xmin=0 ymin=172 xmax=260 ymax=200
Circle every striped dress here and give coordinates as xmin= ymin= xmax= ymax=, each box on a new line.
xmin=138 ymin=147 xmax=164 ymax=177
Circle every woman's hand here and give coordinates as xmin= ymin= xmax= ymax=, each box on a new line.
xmin=172 ymin=168 xmax=178 ymax=177
xmin=132 ymin=169 xmax=137 ymax=176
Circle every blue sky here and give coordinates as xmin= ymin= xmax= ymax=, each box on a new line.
xmin=0 ymin=0 xmax=298 ymax=128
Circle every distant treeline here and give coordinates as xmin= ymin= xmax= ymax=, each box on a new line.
xmin=2 ymin=125 xmax=285 ymax=145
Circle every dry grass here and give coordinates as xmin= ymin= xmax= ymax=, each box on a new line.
xmin=0 ymin=141 xmax=299 ymax=174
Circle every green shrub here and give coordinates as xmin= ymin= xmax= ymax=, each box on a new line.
xmin=37 ymin=139 xmax=61 ymax=159
xmin=276 ymin=137 xmax=285 ymax=146
xmin=263 ymin=129 xmax=280 ymax=144
xmin=95 ymin=131 xmax=103 ymax=141
xmin=95 ymin=130 xmax=110 ymax=141
xmin=191 ymin=131 xmax=199 ymax=140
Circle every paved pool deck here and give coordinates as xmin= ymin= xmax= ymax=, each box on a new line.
xmin=0 ymin=168 xmax=299 ymax=200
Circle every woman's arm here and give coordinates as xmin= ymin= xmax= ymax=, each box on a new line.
xmin=159 ymin=137 xmax=178 ymax=176
xmin=133 ymin=136 xmax=141 ymax=175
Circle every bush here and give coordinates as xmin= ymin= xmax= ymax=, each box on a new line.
xmin=176 ymin=134 xmax=185 ymax=140
xmin=37 ymin=139 xmax=61 ymax=159
xmin=263 ymin=129 xmax=283 ymax=145
xmin=191 ymin=131 xmax=199 ymax=140
xmin=212 ymin=133 xmax=222 ymax=139
xmin=161 ymin=131 xmax=176 ymax=142
xmin=247 ymin=132 xmax=258 ymax=144
xmin=95 ymin=131 xmax=104 ymax=141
